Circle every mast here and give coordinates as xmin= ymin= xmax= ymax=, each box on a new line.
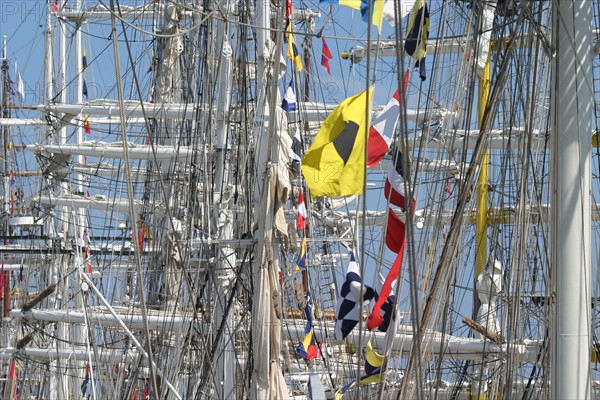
xmin=1 ymin=37 xmax=11 ymax=322
xmin=250 ymin=0 xmax=287 ymax=396
xmin=550 ymin=0 xmax=593 ymax=398
xmin=212 ymin=0 xmax=236 ymax=395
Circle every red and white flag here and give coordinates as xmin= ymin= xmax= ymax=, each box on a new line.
xmin=297 ymin=189 xmax=307 ymax=230
xmin=384 ymin=146 xmax=415 ymax=252
xmin=367 ymin=69 xmax=409 ymax=167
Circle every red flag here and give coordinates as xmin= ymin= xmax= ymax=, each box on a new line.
xmin=297 ymin=189 xmax=307 ymax=230
xmin=84 ymin=114 xmax=91 ymax=134
xmin=8 ymin=359 xmax=17 ymax=400
xmin=321 ymin=37 xmax=333 ymax=75
xmin=385 ymin=209 xmax=406 ymax=253
xmin=367 ymin=69 xmax=409 ymax=167
xmin=142 ymin=379 xmax=151 ymax=400
xmin=286 ymin=0 xmax=293 ymax=21
xmin=368 ymin=243 xmax=405 ymax=330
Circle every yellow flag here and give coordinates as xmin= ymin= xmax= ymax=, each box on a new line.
xmin=301 ymin=88 xmax=372 ymax=198
xmin=360 ymin=340 xmax=385 ymax=384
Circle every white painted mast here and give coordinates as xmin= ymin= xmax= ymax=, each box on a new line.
xmin=550 ymin=0 xmax=593 ymax=398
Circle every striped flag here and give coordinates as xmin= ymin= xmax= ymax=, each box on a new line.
xmin=297 ymin=189 xmax=307 ymax=230
xmin=334 ymin=253 xmax=375 ymax=340
xmin=367 ymin=70 xmax=409 ymax=167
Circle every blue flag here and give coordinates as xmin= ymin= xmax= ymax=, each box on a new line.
xmin=282 ymin=78 xmax=297 ymax=112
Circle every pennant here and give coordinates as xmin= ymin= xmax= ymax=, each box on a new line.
xmin=321 ymin=37 xmax=333 ymax=75
xmin=334 ymin=252 xmax=375 ymax=340
xmin=83 ymin=79 xmax=88 ymax=98
xmin=82 ymin=48 xmax=88 ymax=71
xmin=367 ymin=243 xmax=405 ymax=330
xmin=297 ymin=189 xmax=307 ymax=230
xmin=360 ymin=0 xmax=385 ymax=32
xmin=405 ymin=0 xmax=430 ymax=62
xmin=295 ymin=238 xmax=307 ymax=272
xmin=320 ymin=0 xmax=362 ymax=10
xmin=14 ymin=61 xmax=25 ymax=103
xmin=282 ymin=78 xmax=297 ymax=112
xmin=84 ymin=114 xmax=91 ymax=134
xmin=285 ymin=23 xmax=303 ymax=72
xmin=367 ymin=69 xmax=409 ymax=167
xmin=297 ymin=292 xmax=318 ymax=360
xmin=301 ymin=87 xmax=372 ymax=198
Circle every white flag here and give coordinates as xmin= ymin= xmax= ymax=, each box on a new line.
xmin=383 ymin=0 xmax=416 ymax=27
xmin=15 ymin=61 xmax=25 ymax=103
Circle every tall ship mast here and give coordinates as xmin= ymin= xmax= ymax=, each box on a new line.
xmin=0 ymin=0 xmax=599 ymax=399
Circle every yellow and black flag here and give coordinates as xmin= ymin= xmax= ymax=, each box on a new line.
xmin=405 ymin=0 xmax=429 ymax=60
xmin=301 ymin=87 xmax=372 ymax=198
xmin=82 ymin=48 xmax=88 ymax=71
xmin=405 ymin=0 xmax=430 ymax=80
xmin=285 ymin=23 xmax=303 ymax=72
